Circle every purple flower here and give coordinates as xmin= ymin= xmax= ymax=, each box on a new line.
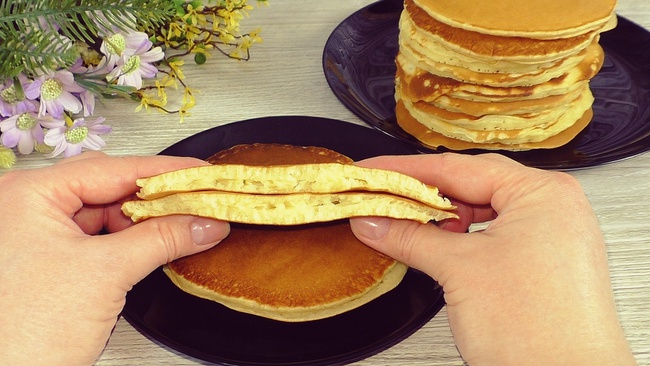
xmin=77 ymin=88 xmax=96 ymax=117
xmin=0 ymin=74 xmax=40 ymax=117
xmin=0 ymin=112 xmax=64 ymax=155
xmin=68 ymin=59 xmax=100 ymax=117
xmin=99 ymin=31 xmax=150 ymax=71
xmin=44 ymin=116 xmax=111 ymax=158
xmin=34 ymin=70 xmax=85 ymax=118
xmin=106 ymin=37 xmax=164 ymax=89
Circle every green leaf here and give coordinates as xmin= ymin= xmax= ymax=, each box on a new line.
xmin=0 ymin=29 xmax=79 ymax=78
xmin=194 ymin=52 xmax=207 ymax=65
xmin=0 ymin=0 xmax=176 ymax=79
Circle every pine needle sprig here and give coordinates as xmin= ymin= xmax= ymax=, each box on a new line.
xmin=0 ymin=0 xmax=176 ymax=79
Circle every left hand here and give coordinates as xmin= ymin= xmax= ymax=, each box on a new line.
xmin=0 ymin=152 xmax=230 ymax=365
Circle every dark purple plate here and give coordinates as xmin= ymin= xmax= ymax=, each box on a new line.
xmin=121 ymin=116 xmax=445 ymax=366
xmin=322 ymin=0 xmax=650 ymax=170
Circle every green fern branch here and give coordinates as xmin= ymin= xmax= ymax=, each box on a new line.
xmin=0 ymin=30 xmax=79 ymax=78
xmin=0 ymin=0 xmax=175 ymax=79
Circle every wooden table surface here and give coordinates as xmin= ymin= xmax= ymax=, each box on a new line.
xmin=9 ymin=0 xmax=650 ymax=364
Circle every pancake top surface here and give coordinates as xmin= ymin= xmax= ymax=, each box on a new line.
xmin=404 ymin=0 xmax=596 ymax=58
xmin=168 ymin=143 xmax=401 ymax=310
xmin=413 ymin=0 xmax=616 ymax=37
xmin=206 ymin=143 xmax=353 ymax=165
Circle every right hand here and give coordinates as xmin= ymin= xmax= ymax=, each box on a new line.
xmin=349 ymin=153 xmax=635 ymax=365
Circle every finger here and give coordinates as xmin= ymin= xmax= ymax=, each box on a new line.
xmin=37 ymin=155 xmax=210 ymax=215
xmin=100 ymin=216 xmax=230 ymax=284
xmin=72 ymin=202 xmax=134 ymax=235
xmin=349 ymin=216 xmax=479 ymax=281
xmin=439 ymin=199 xmax=497 ymax=233
xmin=73 ymin=205 xmax=105 ymax=234
xmin=55 ymin=150 xmax=108 ymax=165
xmin=355 ymin=153 xmax=526 ymax=207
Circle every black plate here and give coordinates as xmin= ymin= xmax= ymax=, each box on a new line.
xmin=122 ymin=116 xmax=445 ymax=366
xmin=322 ymin=0 xmax=650 ymax=170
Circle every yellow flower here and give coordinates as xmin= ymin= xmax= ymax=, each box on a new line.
xmin=248 ymin=27 xmax=263 ymax=43
xmin=219 ymin=32 xmax=236 ymax=44
xmin=0 ymin=146 xmax=16 ymax=169
xmin=168 ymin=23 xmax=184 ymax=40
xmin=161 ymin=74 xmax=180 ymax=90
xmin=34 ymin=142 xmax=54 ymax=154
xmin=183 ymin=4 xmax=207 ymax=27
xmin=168 ymin=59 xmax=186 ymax=81
xmin=182 ymin=87 xmax=198 ymax=107
xmin=178 ymin=108 xmax=191 ymax=123
xmin=135 ymin=91 xmax=168 ymax=113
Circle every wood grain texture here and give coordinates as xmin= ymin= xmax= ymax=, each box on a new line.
xmin=6 ymin=0 xmax=648 ymax=364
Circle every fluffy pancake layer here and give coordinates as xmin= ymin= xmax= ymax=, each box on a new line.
xmin=395 ymin=0 xmax=614 ymax=150
xmin=123 ymin=161 xmax=456 ymax=224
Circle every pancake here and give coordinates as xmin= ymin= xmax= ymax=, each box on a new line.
xmin=396 ymin=42 xmax=604 ymax=102
xmin=394 ymin=0 xmax=615 ymax=151
xmin=157 ymin=144 xmax=424 ymax=322
xmin=122 ymin=161 xmax=456 ymax=224
xmin=401 ymin=0 xmax=599 ymax=63
xmin=134 ymin=163 xmax=453 ymax=208
xmin=396 ymin=99 xmax=593 ymax=151
xmin=397 ymin=82 xmax=594 ymax=132
xmin=412 ymin=0 xmax=616 ymax=39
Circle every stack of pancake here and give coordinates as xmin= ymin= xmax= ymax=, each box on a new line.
xmin=394 ymin=0 xmax=617 ymax=150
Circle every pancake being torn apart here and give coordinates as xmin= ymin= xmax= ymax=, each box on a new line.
xmin=121 ymin=143 xmax=456 ymax=322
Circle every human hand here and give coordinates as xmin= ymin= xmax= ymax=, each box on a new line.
xmin=349 ymin=153 xmax=635 ymax=365
xmin=0 ymin=152 xmax=230 ymax=365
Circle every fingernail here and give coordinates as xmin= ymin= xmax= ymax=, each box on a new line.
xmin=350 ymin=217 xmax=391 ymax=240
xmin=191 ymin=218 xmax=229 ymax=245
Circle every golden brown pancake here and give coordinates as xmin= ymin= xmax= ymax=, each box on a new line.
xmin=394 ymin=0 xmax=615 ymax=151
xmin=412 ymin=0 xmax=616 ymax=39
xmin=403 ymin=0 xmax=599 ymax=62
xmin=396 ymin=100 xmax=593 ymax=151
xmin=162 ymin=144 xmax=411 ymax=322
xmin=396 ymin=43 xmax=604 ymax=102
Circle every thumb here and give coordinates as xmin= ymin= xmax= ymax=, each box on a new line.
xmin=349 ymin=217 xmax=462 ymax=281
xmin=105 ymin=216 xmax=230 ymax=284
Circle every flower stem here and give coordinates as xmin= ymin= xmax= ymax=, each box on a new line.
xmin=12 ymin=76 xmax=25 ymax=101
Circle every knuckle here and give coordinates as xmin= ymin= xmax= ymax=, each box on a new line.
xmin=392 ymin=221 xmax=422 ymax=264
xmin=149 ymin=219 xmax=184 ymax=263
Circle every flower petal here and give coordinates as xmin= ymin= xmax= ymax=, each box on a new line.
xmin=58 ymin=92 xmax=83 ymax=114
xmin=140 ymin=47 xmax=164 ymax=63
xmin=23 ymin=79 xmax=42 ymax=100
xmin=1 ymin=129 xmax=20 ymax=148
xmin=47 ymin=143 xmax=67 ymax=158
xmin=138 ymin=62 xmax=159 ymax=79
xmin=40 ymin=117 xmax=65 ymax=129
xmin=89 ymin=124 xmax=112 ymax=135
xmin=64 ymin=143 xmax=83 ymax=157
xmin=44 ymin=127 xmax=66 ymax=146
xmin=79 ymin=90 xmax=96 ymax=116
xmin=31 ymin=125 xmax=45 ymax=144
xmin=82 ymin=134 xmax=106 ymax=150
xmin=16 ymin=132 xmax=35 ymax=154
xmin=0 ymin=116 xmax=18 ymax=132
